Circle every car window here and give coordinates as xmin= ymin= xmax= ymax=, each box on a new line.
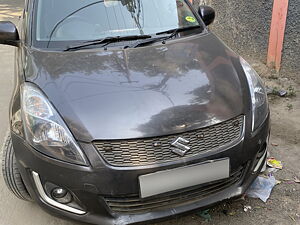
xmin=33 ymin=0 xmax=202 ymax=48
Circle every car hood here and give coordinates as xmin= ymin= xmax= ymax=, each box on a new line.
xmin=25 ymin=33 xmax=245 ymax=142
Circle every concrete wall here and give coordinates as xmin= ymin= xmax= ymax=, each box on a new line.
xmin=193 ymin=0 xmax=299 ymax=77
xmin=282 ymin=0 xmax=300 ymax=75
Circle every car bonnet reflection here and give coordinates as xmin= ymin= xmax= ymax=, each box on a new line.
xmin=26 ymin=34 xmax=243 ymax=140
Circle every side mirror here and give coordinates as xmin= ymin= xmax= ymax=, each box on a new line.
xmin=0 ymin=21 xmax=20 ymax=47
xmin=198 ymin=6 xmax=215 ymax=26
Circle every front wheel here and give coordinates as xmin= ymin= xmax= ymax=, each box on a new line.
xmin=1 ymin=132 xmax=32 ymax=201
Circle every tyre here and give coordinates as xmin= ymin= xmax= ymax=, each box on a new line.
xmin=1 ymin=132 xmax=32 ymax=201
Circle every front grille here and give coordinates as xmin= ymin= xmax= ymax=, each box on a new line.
xmin=104 ymin=166 xmax=245 ymax=214
xmin=94 ymin=115 xmax=244 ymax=167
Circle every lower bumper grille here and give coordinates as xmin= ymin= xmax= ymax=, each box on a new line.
xmin=104 ymin=166 xmax=245 ymax=214
xmin=94 ymin=115 xmax=244 ymax=167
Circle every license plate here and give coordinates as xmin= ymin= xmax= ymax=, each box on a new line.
xmin=139 ymin=158 xmax=230 ymax=198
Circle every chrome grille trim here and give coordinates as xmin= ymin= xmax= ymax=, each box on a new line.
xmin=94 ymin=115 xmax=244 ymax=167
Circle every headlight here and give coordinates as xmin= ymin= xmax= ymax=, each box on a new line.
xmin=21 ymin=83 xmax=88 ymax=166
xmin=240 ymin=57 xmax=268 ymax=131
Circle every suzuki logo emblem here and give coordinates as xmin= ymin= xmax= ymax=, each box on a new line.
xmin=171 ymin=137 xmax=190 ymax=156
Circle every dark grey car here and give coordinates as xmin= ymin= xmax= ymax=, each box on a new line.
xmin=0 ymin=0 xmax=269 ymax=224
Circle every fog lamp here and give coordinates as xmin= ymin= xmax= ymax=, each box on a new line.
xmin=51 ymin=187 xmax=72 ymax=204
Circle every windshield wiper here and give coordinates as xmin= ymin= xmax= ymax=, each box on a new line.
xmin=156 ymin=25 xmax=201 ymax=36
xmin=126 ymin=36 xmax=169 ymax=49
xmin=129 ymin=25 xmax=201 ymax=48
xmin=64 ymin=35 xmax=152 ymax=51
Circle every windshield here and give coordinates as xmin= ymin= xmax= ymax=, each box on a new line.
xmin=33 ymin=0 xmax=203 ymax=48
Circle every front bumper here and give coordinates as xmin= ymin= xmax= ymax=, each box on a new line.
xmin=12 ymin=115 xmax=270 ymax=225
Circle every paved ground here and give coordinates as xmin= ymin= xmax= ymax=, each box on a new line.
xmin=0 ymin=1 xmax=299 ymax=225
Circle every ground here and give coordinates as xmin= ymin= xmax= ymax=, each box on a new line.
xmin=0 ymin=1 xmax=299 ymax=225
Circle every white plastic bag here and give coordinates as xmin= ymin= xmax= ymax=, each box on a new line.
xmin=246 ymin=176 xmax=276 ymax=202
